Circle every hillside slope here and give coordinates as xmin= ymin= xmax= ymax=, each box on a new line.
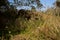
xmin=11 ymin=12 xmax=60 ymax=40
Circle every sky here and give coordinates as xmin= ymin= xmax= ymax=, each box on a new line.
xmin=8 ymin=0 xmax=56 ymax=11
xmin=41 ymin=0 xmax=56 ymax=7
xmin=40 ymin=0 xmax=56 ymax=11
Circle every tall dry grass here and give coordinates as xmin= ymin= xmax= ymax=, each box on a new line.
xmin=11 ymin=8 xmax=60 ymax=40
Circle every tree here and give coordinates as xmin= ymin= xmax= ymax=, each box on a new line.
xmin=55 ymin=0 xmax=60 ymax=7
xmin=53 ymin=0 xmax=60 ymax=16
xmin=0 ymin=0 xmax=21 ymax=40
xmin=10 ymin=0 xmax=43 ymax=10
xmin=0 ymin=0 xmax=43 ymax=40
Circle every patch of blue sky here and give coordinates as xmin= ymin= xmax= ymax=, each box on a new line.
xmin=17 ymin=6 xmax=31 ymax=10
xmin=40 ymin=0 xmax=56 ymax=11
xmin=8 ymin=0 xmax=14 ymax=3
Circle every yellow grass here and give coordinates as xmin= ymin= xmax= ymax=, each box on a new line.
xmin=11 ymin=9 xmax=60 ymax=40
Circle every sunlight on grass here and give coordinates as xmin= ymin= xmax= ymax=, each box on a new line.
xmin=11 ymin=9 xmax=60 ymax=40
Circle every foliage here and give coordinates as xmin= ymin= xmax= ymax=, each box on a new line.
xmin=54 ymin=0 xmax=60 ymax=8
xmin=0 ymin=0 xmax=42 ymax=40
xmin=0 ymin=0 xmax=23 ymax=40
xmin=9 ymin=0 xmax=43 ymax=10
xmin=11 ymin=8 xmax=60 ymax=40
xmin=1 ymin=0 xmax=60 ymax=40
xmin=10 ymin=1 xmax=60 ymax=40
xmin=45 ymin=7 xmax=60 ymax=16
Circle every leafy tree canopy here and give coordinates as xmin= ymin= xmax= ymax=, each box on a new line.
xmin=9 ymin=0 xmax=43 ymax=10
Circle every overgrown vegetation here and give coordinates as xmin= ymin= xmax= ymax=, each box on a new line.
xmin=0 ymin=0 xmax=60 ymax=40
xmin=11 ymin=8 xmax=60 ymax=40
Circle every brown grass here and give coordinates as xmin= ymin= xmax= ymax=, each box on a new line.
xmin=11 ymin=9 xmax=60 ymax=40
